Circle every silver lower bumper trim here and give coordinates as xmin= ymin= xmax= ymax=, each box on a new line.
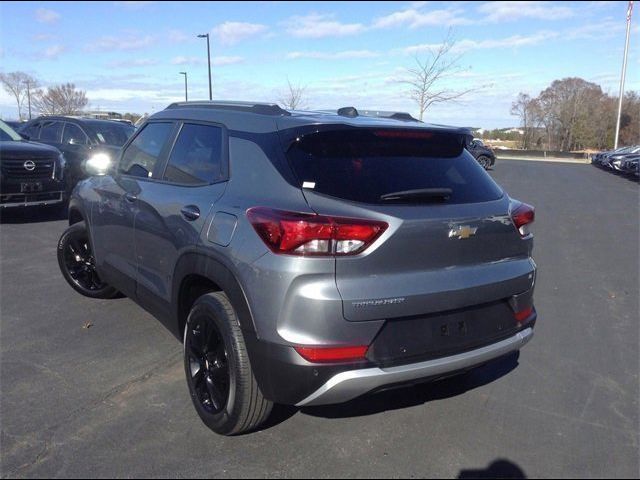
xmin=296 ymin=327 xmax=534 ymax=407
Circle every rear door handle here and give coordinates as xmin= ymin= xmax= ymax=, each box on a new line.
xmin=124 ymin=192 xmax=137 ymax=203
xmin=180 ymin=205 xmax=200 ymax=221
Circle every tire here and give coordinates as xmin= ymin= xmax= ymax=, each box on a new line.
xmin=184 ymin=292 xmax=273 ymax=435
xmin=57 ymin=221 xmax=120 ymax=299
xmin=477 ymin=155 xmax=492 ymax=170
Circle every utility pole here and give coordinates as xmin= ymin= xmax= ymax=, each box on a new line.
xmin=197 ymin=33 xmax=213 ymax=100
xmin=614 ymin=1 xmax=633 ymax=149
xmin=179 ymin=72 xmax=188 ymax=101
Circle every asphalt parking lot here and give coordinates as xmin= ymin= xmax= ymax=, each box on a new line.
xmin=1 ymin=160 xmax=638 ymax=479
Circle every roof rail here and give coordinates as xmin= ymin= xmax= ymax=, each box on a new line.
xmin=360 ymin=110 xmax=421 ymax=122
xmin=166 ymin=100 xmax=290 ymax=116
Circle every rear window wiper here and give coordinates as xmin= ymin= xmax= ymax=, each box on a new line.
xmin=379 ymin=188 xmax=453 ymax=202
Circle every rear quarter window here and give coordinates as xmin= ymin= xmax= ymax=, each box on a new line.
xmin=286 ymin=129 xmax=503 ymax=205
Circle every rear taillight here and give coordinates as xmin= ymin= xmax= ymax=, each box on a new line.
xmin=247 ymin=207 xmax=387 ymax=256
xmin=294 ymin=345 xmax=369 ymax=363
xmin=514 ymin=306 xmax=534 ymax=322
xmin=510 ymin=201 xmax=535 ymax=237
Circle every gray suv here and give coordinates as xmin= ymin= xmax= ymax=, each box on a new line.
xmin=57 ymin=101 xmax=537 ymax=435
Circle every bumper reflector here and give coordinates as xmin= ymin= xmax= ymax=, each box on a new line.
xmin=294 ymin=345 xmax=369 ymax=363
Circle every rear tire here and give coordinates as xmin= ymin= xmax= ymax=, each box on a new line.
xmin=184 ymin=292 xmax=273 ymax=435
xmin=57 ymin=221 xmax=120 ymax=299
xmin=477 ymin=155 xmax=492 ymax=170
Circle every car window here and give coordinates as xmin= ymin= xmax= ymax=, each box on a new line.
xmin=86 ymin=121 xmax=135 ymax=146
xmin=118 ymin=122 xmax=173 ymax=178
xmin=163 ymin=123 xmax=224 ymax=185
xmin=22 ymin=122 xmax=41 ymax=139
xmin=62 ymin=123 xmax=89 ymax=145
xmin=39 ymin=121 xmax=63 ymax=142
xmin=286 ymin=129 xmax=503 ymax=205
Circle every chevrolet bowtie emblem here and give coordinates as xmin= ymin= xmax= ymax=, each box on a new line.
xmin=448 ymin=225 xmax=478 ymax=239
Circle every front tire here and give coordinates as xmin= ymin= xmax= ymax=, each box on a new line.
xmin=57 ymin=221 xmax=120 ymax=299
xmin=184 ymin=292 xmax=273 ymax=435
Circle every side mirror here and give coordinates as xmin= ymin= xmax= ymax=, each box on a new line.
xmin=20 ymin=133 xmax=31 ymax=141
xmin=83 ymin=153 xmax=113 ymax=176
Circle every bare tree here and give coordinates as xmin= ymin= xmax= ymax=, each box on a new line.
xmin=279 ymin=78 xmax=307 ymax=110
xmin=400 ymin=32 xmax=479 ymax=121
xmin=510 ymin=93 xmax=536 ymax=149
xmin=32 ymin=83 xmax=88 ymax=115
xmin=0 ymin=72 xmax=39 ymax=120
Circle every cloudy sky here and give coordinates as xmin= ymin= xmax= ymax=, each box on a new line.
xmin=1 ymin=1 xmax=638 ymax=128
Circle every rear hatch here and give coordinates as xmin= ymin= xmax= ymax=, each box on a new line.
xmin=283 ymin=126 xmax=535 ymax=322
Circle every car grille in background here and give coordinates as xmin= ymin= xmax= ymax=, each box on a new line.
xmin=1 ymin=157 xmax=55 ymax=180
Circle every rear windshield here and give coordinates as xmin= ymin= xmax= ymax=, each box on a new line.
xmin=286 ymin=129 xmax=503 ymax=204
xmin=86 ymin=121 xmax=135 ymax=146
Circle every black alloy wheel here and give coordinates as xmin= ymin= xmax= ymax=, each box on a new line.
xmin=183 ymin=292 xmax=273 ymax=435
xmin=185 ymin=314 xmax=231 ymax=414
xmin=57 ymin=221 xmax=120 ymax=299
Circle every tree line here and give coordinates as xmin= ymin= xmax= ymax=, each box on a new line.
xmin=511 ymin=78 xmax=639 ymax=151
xmin=0 ymin=72 xmax=89 ymax=118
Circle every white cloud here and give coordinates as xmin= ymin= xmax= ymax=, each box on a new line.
xmin=212 ymin=22 xmax=268 ymax=46
xmin=403 ymin=31 xmax=558 ymax=55
xmin=35 ymin=8 xmax=60 ymax=24
xmin=33 ymin=34 xmax=56 ymax=42
xmin=374 ymin=7 xmax=473 ymax=29
xmin=171 ymin=56 xmax=204 ymax=65
xmin=114 ymin=1 xmax=156 ymax=9
xmin=564 ymin=20 xmax=625 ymax=40
xmin=168 ymin=29 xmax=189 ymax=43
xmin=109 ymin=58 xmax=159 ymax=68
xmin=43 ymin=45 xmax=65 ymax=59
xmin=86 ymin=35 xmax=155 ymax=51
xmin=171 ymin=56 xmax=244 ymax=66
xmin=284 ymin=13 xmax=365 ymax=38
xmin=287 ymin=50 xmax=380 ymax=60
xmin=212 ymin=56 xmax=244 ymax=66
xmin=477 ymin=1 xmax=574 ymax=23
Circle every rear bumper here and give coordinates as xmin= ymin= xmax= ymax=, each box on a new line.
xmin=296 ymin=327 xmax=534 ymax=407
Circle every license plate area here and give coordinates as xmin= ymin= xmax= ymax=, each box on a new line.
xmin=20 ymin=182 xmax=43 ymax=193
xmin=366 ymin=299 xmax=520 ymax=367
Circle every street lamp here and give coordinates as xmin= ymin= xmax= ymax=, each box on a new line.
xmin=179 ymin=71 xmax=188 ymax=102
xmin=197 ymin=33 xmax=212 ymax=100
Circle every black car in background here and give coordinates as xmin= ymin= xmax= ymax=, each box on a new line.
xmin=0 ymin=120 xmax=66 ymax=209
xmin=466 ymin=138 xmax=496 ymax=170
xmin=18 ymin=116 xmax=135 ymax=191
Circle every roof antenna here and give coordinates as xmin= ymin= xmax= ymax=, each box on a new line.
xmin=337 ymin=106 xmax=359 ymax=118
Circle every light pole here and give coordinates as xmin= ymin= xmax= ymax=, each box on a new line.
xmin=197 ymin=33 xmax=212 ymax=100
xmin=614 ymin=1 xmax=634 ymax=149
xmin=179 ymin=71 xmax=188 ymax=102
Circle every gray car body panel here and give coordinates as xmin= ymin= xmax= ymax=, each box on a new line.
xmin=70 ymin=102 xmax=537 ymax=406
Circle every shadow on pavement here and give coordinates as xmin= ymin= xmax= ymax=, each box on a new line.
xmin=0 ymin=204 xmax=68 ymax=224
xmin=457 ymin=459 xmax=527 ymax=479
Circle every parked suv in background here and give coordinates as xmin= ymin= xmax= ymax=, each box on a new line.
xmin=57 ymin=101 xmax=537 ymax=435
xmin=19 ymin=116 xmax=135 ymax=192
xmin=0 ymin=120 xmax=66 ymax=209
xmin=467 ymin=138 xmax=496 ymax=169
